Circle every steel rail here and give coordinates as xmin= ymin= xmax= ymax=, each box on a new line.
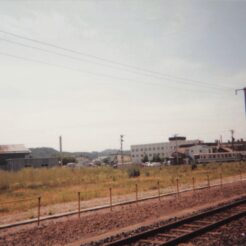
xmin=105 ymin=197 xmax=246 ymax=246
xmin=159 ymin=210 xmax=246 ymax=246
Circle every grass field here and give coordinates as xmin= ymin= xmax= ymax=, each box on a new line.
xmin=0 ymin=162 xmax=246 ymax=214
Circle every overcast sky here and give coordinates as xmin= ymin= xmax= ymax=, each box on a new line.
xmin=0 ymin=0 xmax=245 ymax=151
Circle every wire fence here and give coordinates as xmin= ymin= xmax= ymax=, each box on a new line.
xmin=0 ymin=171 xmax=245 ymax=229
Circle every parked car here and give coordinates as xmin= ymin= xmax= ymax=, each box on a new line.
xmin=66 ymin=162 xmax=76 ymax=168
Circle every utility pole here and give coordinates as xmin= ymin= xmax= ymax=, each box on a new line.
xmin=235 ymin=87 xmax=246 ymax=116
xmin=120 ymin=135 xmax=124 ymax=165
xmin=59 ymin=135 xmax=63 ymax=166
xmin=234 ymin=87 xmax=246 ymax=151
xmin=230 ymin=129 xmax=235 ymax=151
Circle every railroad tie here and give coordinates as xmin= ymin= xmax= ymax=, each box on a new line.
xmin=206 ymin=231 xmax=222 ymax=236
xmin=139 ymin=239 xmax=164 ymax=245
xmin=171 ymin=228 xmax=193 ymax=234
xmin=156 ymin=233 xmax=176 ymax=238
xmin=195 ymin=220 xmax=213 ymax=224
xmin=183 ymin=224 xmax=201 ymax=228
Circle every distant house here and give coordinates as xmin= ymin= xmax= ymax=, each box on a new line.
xmin=0 ymin=144 xmax=30 ymax=166
xmin=172 ymin=144 xmax=213 ymax=164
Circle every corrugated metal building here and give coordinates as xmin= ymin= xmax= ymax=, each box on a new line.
xmin=0 ymin=145 xmax=59 ymax=171
xmin=5 ymin=158 xmax=59 ymax=171
xmin=0 ymin=144 xmax=30 ymax=166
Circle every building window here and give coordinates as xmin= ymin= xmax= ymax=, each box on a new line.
xmin=132 ymin=154 xmax=135 ymax=157
xmin=140 ymin=148 xmax=143 ymax=151
xmin=149 ymin=148 xmax=151 ymax=151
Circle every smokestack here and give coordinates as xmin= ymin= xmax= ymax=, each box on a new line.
xmin=59 ymin=136 xmax=62 ymax=153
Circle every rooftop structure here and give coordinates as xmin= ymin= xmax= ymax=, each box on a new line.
xmin=0 ymin=144 xmax=30 ymax=154
xmin=0 ymin=144 xmax=30 ymax=166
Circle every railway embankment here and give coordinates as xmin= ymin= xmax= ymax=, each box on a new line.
xmin=1 ymin=180 xmax=246 ymax=246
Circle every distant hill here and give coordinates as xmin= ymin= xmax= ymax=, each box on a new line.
xmin=29 ymin=147 xmax=130 ymax=159
xmin=100 ymin=149 xmax=119 ymax=156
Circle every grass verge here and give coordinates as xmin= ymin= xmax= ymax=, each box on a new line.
xmin=0 ymin=161 xmax=245 ymax=214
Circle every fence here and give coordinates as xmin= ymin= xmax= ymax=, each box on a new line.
xmin=0 ymin=172 xmax=245 ymax=229
xmin=0 ymin=196 xmax=41 ymax=227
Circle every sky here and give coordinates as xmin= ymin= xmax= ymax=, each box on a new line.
xmin=0 ymin=0 xmax=246 ymax=151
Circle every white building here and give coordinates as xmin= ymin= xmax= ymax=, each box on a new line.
xmin=131 ymin=136 xmax=202 ymax=163
xmin=186 ymin=145 xmax=213 ymax=157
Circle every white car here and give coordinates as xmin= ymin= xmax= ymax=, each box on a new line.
xmin=66 ymin=162 xmax=76 ymax=168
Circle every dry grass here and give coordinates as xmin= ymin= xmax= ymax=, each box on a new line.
xmin=0 ymin=161 xmax=245 ymax=214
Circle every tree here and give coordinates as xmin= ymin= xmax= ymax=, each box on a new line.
xmin=62 ymin=156 xmax=77 ymax=165
xmin=142 ymin=154 xmax=149 ymax=163
xmin=152 ymin=153 xmax=161 ymax=162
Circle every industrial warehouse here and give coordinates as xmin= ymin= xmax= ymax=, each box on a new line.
xmin=0 ymin=144 xmax=59 ymax=171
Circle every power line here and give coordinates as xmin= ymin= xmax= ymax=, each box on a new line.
xmin=0 ymin=37 xmax=231 ymax=92
xmin=0 ymin=51 xmax=229 ymax=96
xmin=0 ymin=29 xmax=233 ymax=90
xmin=0 ymin=37 xmax=228 ymax=91
xmin=0 ymin=37 xmax=140 ymax=75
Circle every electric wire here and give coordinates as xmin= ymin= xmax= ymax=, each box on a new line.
xmin=0 ymin=37 xmax=231 ymax=91
xmin=0 ymin=51 xmax=230 ymax=95
xmin=0 ymin=37 xmax=228 ymax=91
xmin=0 ymin=29 xmax=233 ymax=91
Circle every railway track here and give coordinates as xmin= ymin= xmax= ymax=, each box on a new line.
xmin=104 ymin=197 xmax=246 ymax=246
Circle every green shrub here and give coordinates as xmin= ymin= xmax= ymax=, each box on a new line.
xmin=191 ymin=164 xmax=197 ymax=170
xmin=62 ymin=157 xmax=77 ymax=165
xmin=127 ymin=167 xmax=140 ymax=178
